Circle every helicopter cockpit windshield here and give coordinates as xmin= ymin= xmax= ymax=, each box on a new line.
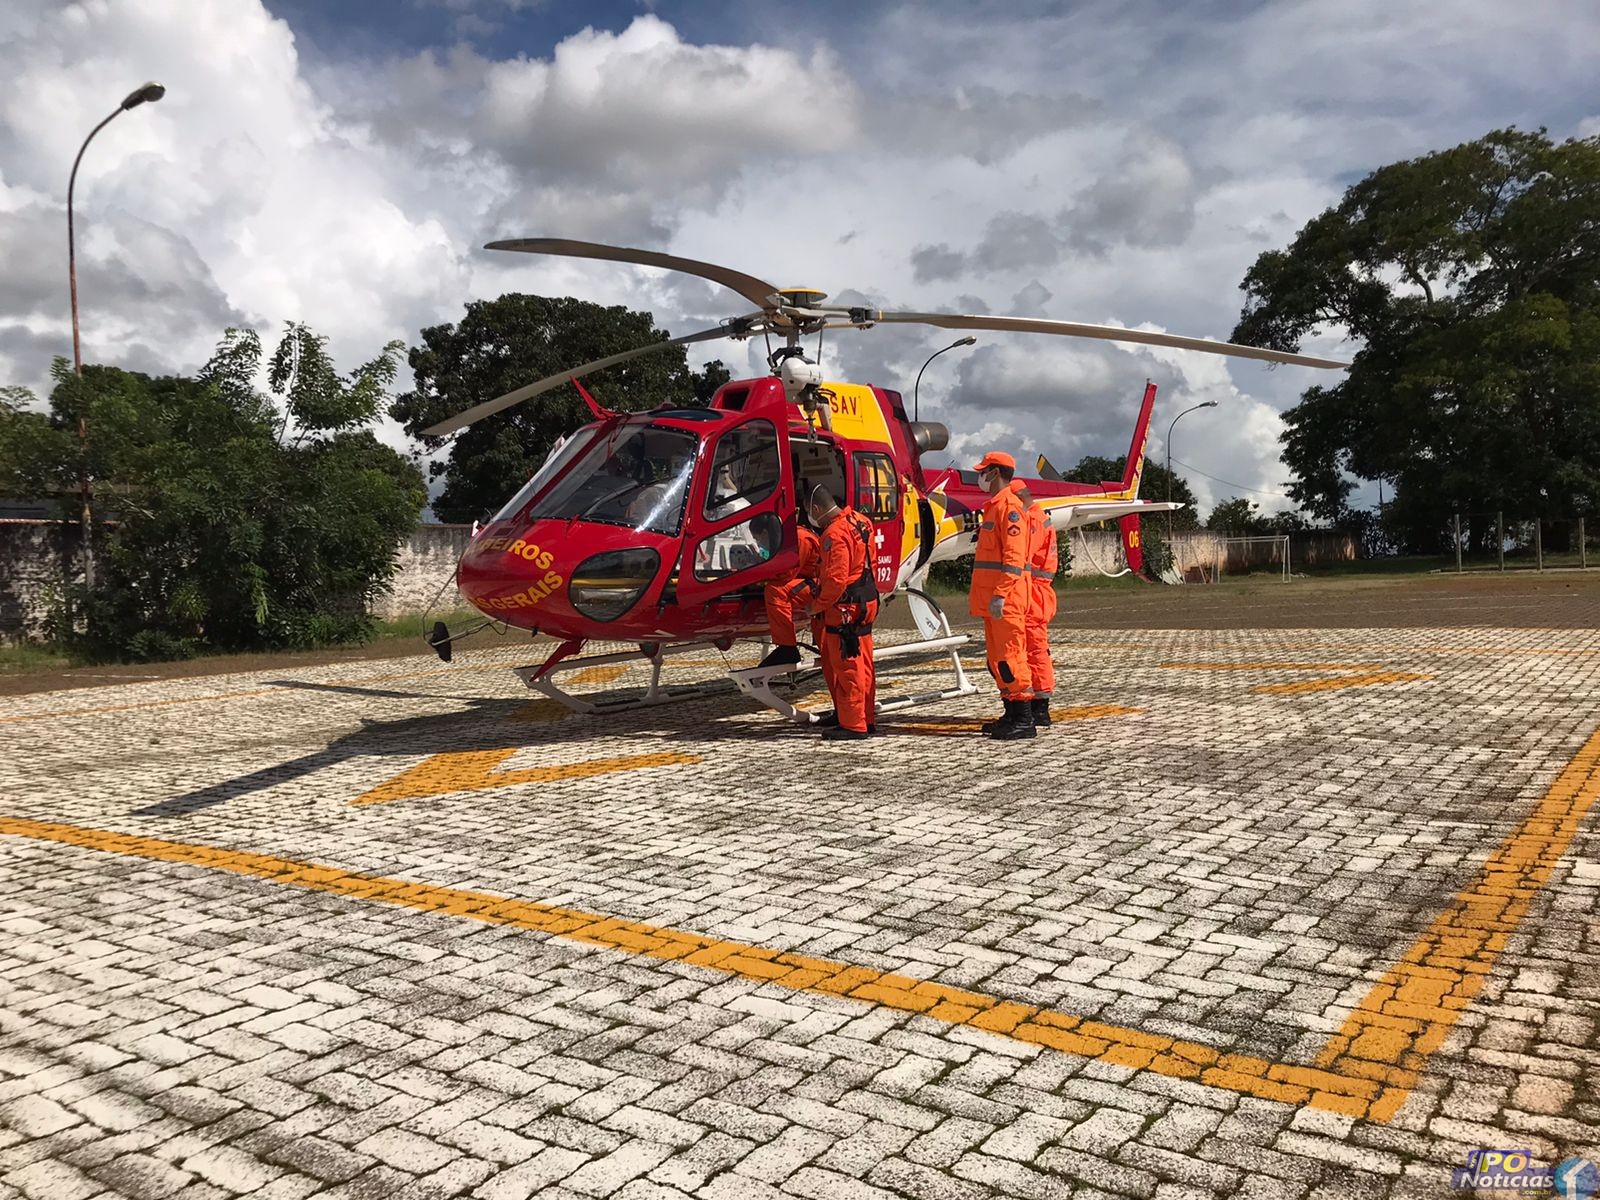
xmin=525 ymin=422 xmax=699 ymax=536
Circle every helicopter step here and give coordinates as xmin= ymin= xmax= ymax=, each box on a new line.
xmin=729 ymin=632 xmax=977 ymax=725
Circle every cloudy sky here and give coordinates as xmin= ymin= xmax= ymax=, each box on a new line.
xmin=3 ymin=0 xmax=1596 ymax=516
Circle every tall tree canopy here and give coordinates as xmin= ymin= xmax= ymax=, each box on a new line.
xmin=1233 ymin=128 xmax=1600 ymax=547
xmin=391 ymin=294 xmax=731 ymax=524
xmin=2 ymin=326 xmax=424 ymax=660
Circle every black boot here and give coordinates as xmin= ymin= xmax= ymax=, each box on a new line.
xmin=982 ymin=700 xmax=1013 ymax=736
xmin=992 ymin=698 xmax=1036 ymax=740
xmin=812 ymin=710 xmax=839 ymax=729
xmin=1030 ymin=698 xmax=1052 ymax=728
xmin=822 ymin=727 xmax=870 ymax=741
xmin=758 ymin=644 xmax=802 ymax=668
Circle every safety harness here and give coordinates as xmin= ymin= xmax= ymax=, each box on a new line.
xmin=826 ymin=510 xmax=879 ymax=659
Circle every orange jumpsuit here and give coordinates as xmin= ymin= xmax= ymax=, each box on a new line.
xmin=1024 ymin=502 xmax=1057 ymax=699
xmin=968 ymin=480 xmax=1032 ymax=701
xmin=764 ymin=526 xmax=822 ymax=647
xmin=804 ymin=508 xmax=879 ymax=733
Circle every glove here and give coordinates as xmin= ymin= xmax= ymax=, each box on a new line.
xmin=988 ymin=595 xmax=1004 ymax=620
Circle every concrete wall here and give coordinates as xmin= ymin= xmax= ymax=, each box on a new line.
xmin=0 ymin=521 xmax=80 ymax=643
xmin=0 ymin=521 xmax=472 ymax=642
xmin=1065 ymin=530 xmax=1229 ymax=578
xmin=372 ymin=524 xmax=473 ymax=619
xmin=1064 ymin=529 xmax=1357 ymax=578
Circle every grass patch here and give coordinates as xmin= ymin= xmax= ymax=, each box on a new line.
xmin=369 ymin=608 xmax=485 ymax=642
xmin=0 ymin=642 xmax=74 ymax=675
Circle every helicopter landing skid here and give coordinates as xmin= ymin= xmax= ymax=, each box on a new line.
xmin=511 ymin=640 xmax=811 ymax=715
xmin=730 ymin=633 xmax=977 ymax=725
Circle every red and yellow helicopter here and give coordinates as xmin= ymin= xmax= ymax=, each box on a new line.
xmin=423 ymin=239 xmax=1345 ymax=718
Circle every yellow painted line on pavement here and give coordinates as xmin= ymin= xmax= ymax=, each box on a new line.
xmin=1310 ymin=727 xmax=1600 ymax=1121
xmin=5 ymin=725 xmax=1595 ymax=1123
xmin=1159 ymin=661 xmax=1434 ymax=694
xmin=1 ymin=663 xmax=580 ymax=726
xmin=352 ymin=749 xmax=700 ymax=806
xmin=570 ymin=665 xmax=632 ymax=685
xmin=1252 ymin=671 xmax=1433 ymax=694
xmin=0 ymin=688 xmax=280 ymax=725
xmin=0 ymin=813 xmax=1377 ymax=1116
xmin=1159 ymin=662 xmax=1388 ymax=671
xmin=1069 ymin=640 xmax=1600 ymax=659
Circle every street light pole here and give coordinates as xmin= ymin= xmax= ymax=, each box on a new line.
xmin=1164 ymin=400 xmax=1219 ymax=550
xmin=67 ymin=81 xmax=165 ymax=590
xmin=912 ymin=336 xmax=977 ymax=423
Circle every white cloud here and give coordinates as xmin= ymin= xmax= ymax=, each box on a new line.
xmin=1 ymin=0 xmax=1592 ymax=517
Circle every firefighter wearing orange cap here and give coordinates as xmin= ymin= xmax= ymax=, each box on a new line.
xmin=798 ymin=485 xmax=879 ymax=740
xmin=757 ymin=521 xmax=822 ymax=669
xmin=1020 ymin=485 xmax=1057 ymax=729
xmin=968 ymin=451 xmax=1034 ymax=739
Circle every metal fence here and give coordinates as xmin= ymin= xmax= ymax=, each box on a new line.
xmin=1444 ymin=513 xmax=1600 ymax=571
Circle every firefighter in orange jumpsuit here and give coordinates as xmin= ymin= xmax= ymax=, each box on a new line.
xmin=758 ymin=521 xmax=822 ymax=668
xmin=798 ymin=485 xmax=879 ymax=740
xmin=968 ymin=452 xmax=1034 ymax=739
xmin=1019 ymin=485 xmax=1057 ymax=728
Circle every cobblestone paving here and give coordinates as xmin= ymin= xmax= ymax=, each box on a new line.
xmin=2 ymin=626 xmax=1598 ymax=1198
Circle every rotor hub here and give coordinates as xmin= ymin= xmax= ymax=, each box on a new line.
xmin=775 ymin=287 xmax=828 ymax=308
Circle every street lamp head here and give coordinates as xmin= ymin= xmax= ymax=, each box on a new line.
xmin=1200 ymin=400 xmax=1219 ymax=408
xmin=957 ymin=336 xmax=977 ymax=347
xmin=121 ymin=82 xmax=166 ymax=110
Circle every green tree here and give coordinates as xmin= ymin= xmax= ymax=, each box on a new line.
xmin=30 ymin=325 xmax=424 ymax=661
xmin=0 ymin=387 xmax=72 ymax=500
xmin=694 ymin=359 xmax=732 ymax=406
xmin=1233 ymin=128 xmax=1600 ymax=551
xmin=391 ymin=294 xmax=733 ymax=524
xmin=1208 ymin=496 xmax=1264 ymax=534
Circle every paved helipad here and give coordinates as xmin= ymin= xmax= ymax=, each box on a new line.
xmin=2 ymin=625 xmax=1597 ymax=1200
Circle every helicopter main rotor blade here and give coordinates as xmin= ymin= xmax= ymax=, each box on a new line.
xmin=486 ymin=238 xmax=784 ymax=312
xmin=872 ymin=311 xmax=1348 ymax=370
xmin=420 ymin=325 xmax=733 ymax=438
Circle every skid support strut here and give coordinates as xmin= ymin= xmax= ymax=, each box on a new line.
xmin=512 ymin=640 xmax=739 ymax=714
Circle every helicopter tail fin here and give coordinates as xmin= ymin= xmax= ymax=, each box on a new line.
xmin=1119 ymin=380 xmax=1159 ymax=498
xmin=1118 ymin=514 xmax=1144 ymax=575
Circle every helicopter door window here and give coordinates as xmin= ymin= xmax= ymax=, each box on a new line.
xmin=853 ymin=451 xmax=899 ymax=521
xmin=526 ymin=422 xmax=699 ymax=536
xmin=703 ymin=419 xmax=780 ymax=522
xmin=792 ymin=440 xmax=847 ymax=510
xmin=693 ymin=512 xmax=782 ymax=584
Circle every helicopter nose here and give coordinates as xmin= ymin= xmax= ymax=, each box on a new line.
xmin=456 ymin=522 xmax=667 ymax=626
xmin=457 ymin=526 xmax=564 ymax=616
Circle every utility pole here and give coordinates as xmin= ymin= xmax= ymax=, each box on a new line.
xmin=1164 ymin=400 xmax=1219 ymax=560
xmin=68 ymin=81 xmax=166 ymax=589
